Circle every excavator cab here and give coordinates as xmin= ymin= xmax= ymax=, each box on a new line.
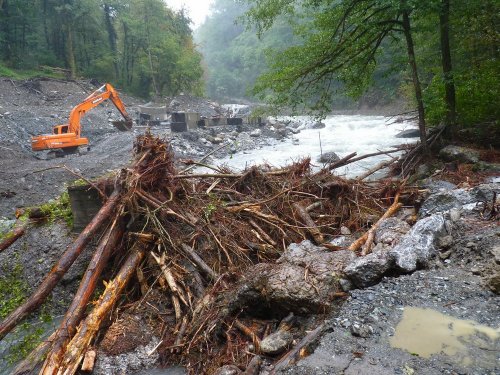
xmin=53 ymin=125 xmax=69 ymax=134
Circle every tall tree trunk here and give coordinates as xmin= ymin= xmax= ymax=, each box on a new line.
xmin=401 ymin=6 xmax=428 ymax=152
xmin=104 ymin=4 xmax=119 ymax=79
xmin=43 ymin=0 xmax=50 ymax=48
xmin=1 ymin=0 xmax=11 ymax=61
xmin=63 ymin=22 xmax=77 ymax=78
xmin=439 ymin=0 xmax=456 ymax=133
xmin=62 ymin=1 xmax=76 ymax=78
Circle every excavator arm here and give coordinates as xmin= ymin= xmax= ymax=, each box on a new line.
xmin=68 ymin=83 xmax=133 ymax=135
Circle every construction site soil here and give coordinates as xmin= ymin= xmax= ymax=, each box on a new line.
xmin=0 ymin=78 xmax=280 ymax=219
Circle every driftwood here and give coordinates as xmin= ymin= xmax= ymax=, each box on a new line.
xmin=180 ymin=243 xmax=219 ymax=280
xmin=292 ymin=202 xmax=324 ymax=244
xmin=348 ymin=196 xmax=403 ymax=254
xmin=4 ymin=133 xmax=424 ymax=374
xmin=0 ymin=221 xmax=27 ymax=253
xmin=55 ymin=245 xmax=146 ymax=375
xmin=356 ymin=158 xmax=397 ymax=181
xmin=271 ymin=324 xmax=324 ymax=373
xmin=41 ymin=217 xmax=124 ymax=374
xmin=0 ymin=189 xmax=121 ymax=340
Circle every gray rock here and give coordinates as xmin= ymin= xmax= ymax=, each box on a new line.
xmin=0 ymin=218 xmax=16 ymax=235
xmin=317 ymin=151 xmax=340 ymax=164
xmin=491 ymin=245 xmax=500 ymax=264
xmin=437 ymin=235 xmax=453 ymax=249
xmin=339 ymin=278 xmax=354 ymax=292
xmin=418 ymin=189 xmax=474 ymax=217
xmin=420 ymin=179 xmax=457 ymax=193
xmin=250 ymin=129 xmax=261 ymax=137
xmin=94 ymin=338 xmax=161 ymax=375
xmin=350 ymin=322 xmax=374 ymax=338
xmin=395 ymin=129 xmax=420 ymax=138
xmin=213 ymin=365 xmax=241 ymax=375
xmin=439 ymin=145 xmax=480 ymax=164
xmin=344 ymin=249 xmax=393 ymax=288
xmin=449 ymin=208 xmax=461 ymax=222
xmin=340 ymin=226 xmax=351 ymax=235
xmin=310 ymin=121 xmax=326 ymax=129
xmin=389 ymin=214 xmax=447 ymax=272
xmin=374 ymin=217 xmax=411 ymax=246
xmin=471 ymin=183 xmax=500 ymax=204
xmin=414 ymin=163 xmax=431 ymax=179
xmin=330 ymin=235 xmax=353 ymax=248
xmin=260 ymin=330 xmax=293 ymax=356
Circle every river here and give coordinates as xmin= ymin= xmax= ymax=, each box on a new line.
xmin=214 ymin=114 xmax=418 ymax=177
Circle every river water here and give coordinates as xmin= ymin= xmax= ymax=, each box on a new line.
xmin=215 ymin=115 xmax=418 ymax=177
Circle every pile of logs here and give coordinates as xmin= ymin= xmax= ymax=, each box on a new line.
xmin=1 ymin=132 xmax=416 ymax=374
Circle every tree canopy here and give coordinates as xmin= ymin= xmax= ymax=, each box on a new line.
xmin=242 ymin=0 xmax=498 ymax=141
xmin=0 ymin=0 xmax=204 ymax=98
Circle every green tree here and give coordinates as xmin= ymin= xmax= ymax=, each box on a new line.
xmin=245 ymin=0 xmax=430 ymax=148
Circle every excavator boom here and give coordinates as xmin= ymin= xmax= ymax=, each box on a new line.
xmin=31 ymin=83 xmax=132 ymax=152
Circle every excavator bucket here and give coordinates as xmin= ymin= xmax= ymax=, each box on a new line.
xmin=112 ymin=119 xmax=133 ymax=131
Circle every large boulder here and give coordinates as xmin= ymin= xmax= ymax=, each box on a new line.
xmin=344 ymin=247 xmax=393 ymax=288
xmin=439 ymin=145 xmax=480 ymax=164
xmin=229 ymin=241 xmax=356 ymax=315
xmin=374 ymin=217 xmax=411 ymax=246
xmin=388 ymin=214 xmax=447 ymax=272
xmin=395 ymin=129 xmax=420 ymax=138
xmin=418 ymin=189 xmax=474 ymax=217
xmin=317 ymin=151 xmax=340 ymax=164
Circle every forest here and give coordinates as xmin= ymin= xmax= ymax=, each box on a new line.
xmin=0 ymin=0 xmax=498 ymax=141
xmin=197 ymin=0 xmax=498 ymax=144
xmin=0 ymin=0 xmax=204 ymax=98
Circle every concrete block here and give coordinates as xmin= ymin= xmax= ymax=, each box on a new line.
xmin=171 ymin=122 xmax=187 ymax=132
xmin=68 ymin=185 xmax=102 ymax=232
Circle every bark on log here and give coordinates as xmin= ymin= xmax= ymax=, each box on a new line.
xmin=293 ymin=203 xmax=324 ymax=244
xmin=0 ymin=221 xmax=27 ymax=253
xmin=0 ymin=189 xmax=121 ymax=341
xmin=55 ymin=244 xmax=146 ymax=375
xmin=181 ymin=243 xmax=219 ymax=281
xmin=41 ymin=217 xmax=124 ymax=374
xmin=271 ymin=324 xmax=324 ymax=373
xmin=356 ymin=158 xmax=396 ymax=181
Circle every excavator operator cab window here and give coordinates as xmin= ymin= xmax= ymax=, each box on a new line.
xmin=53 ymin=125 xmax=69 ymax=134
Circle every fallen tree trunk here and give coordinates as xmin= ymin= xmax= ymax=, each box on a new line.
xmin=41 ymin=216 xmax=124 ymax=374
xmin=293 ymin=203 xmax=324 ymax=244
xmin=0 ymin=189 xmax=121 ymax=341
xmin=0 ymin=221 xmax=28 ymax=253
xmin=271 ymin=324 xmax=324 ymax=373
xmin=55 ymin=244 xmax=146 ymax=375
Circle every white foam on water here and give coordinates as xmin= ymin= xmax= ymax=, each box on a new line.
xmin=214 ymin=115 xmax=418 ymax=178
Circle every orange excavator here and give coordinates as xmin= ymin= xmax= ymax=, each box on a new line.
xmin=31 ymin=83 xmax=133 ymax=154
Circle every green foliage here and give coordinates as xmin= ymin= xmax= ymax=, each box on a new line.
xmin=0 ymin=0 xmax=204 ymax=98
xmin=39 ymin=191 xmax=73 ymax=227
xmin=242 ymin=0 xmax=498 ymax=129
xmin=0 ymin=261 xmax=27 ymax=319
xmin=0 ymin=258 xmax=51 ymax=363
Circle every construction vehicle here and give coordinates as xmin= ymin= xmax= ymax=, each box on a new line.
xmin=31 ymin=83 xmax=133 ymax=155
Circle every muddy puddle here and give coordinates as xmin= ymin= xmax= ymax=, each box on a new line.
xmin=390 ymin=307 xmax=499 ymax=368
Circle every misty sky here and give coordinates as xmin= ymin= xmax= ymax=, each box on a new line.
xmin=165 ymin=0 xmax=214 ymax=29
